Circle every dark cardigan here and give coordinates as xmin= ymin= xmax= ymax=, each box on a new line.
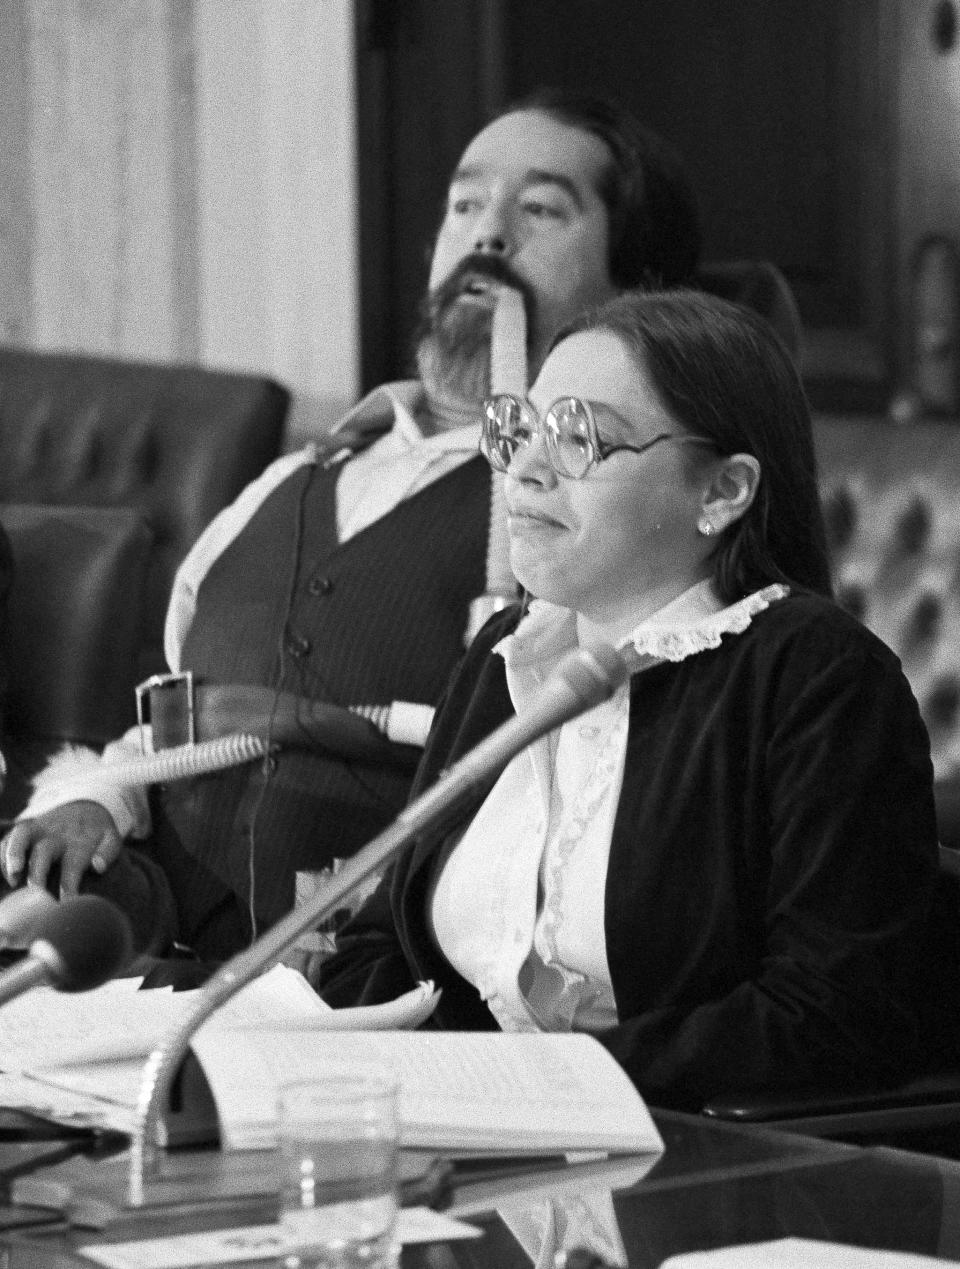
xmin=319 ymin=591 xmax=960 ymax=1111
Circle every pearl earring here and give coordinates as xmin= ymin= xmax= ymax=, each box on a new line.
xmin=698 ymin=520 xmax=715 ymax=537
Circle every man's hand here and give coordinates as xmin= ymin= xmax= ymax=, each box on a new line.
xmin=0 ymin=802 xmax=122 ymax=896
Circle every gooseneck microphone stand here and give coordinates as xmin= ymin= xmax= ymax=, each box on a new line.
xmin=127 ymin=642 xmax=630 ymax=1206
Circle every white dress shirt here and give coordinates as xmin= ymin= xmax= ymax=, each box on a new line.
xmin=430 ymin=580 xmax=790 ymax=1035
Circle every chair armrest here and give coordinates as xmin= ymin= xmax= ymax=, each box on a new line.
xmin=701 ymin=1071 xmax=960 ymax=1140
xmin=703 ymin=1072 xmax=960 ymax=1123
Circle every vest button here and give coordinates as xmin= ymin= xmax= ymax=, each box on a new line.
xmin=286 ymin=631 xmax=311 ymax=658
xmin=309 ymin=575 xmax=334 ymax=596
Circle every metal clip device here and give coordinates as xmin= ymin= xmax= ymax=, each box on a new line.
xmin=135 ymin=671 xmax=196 ymax=754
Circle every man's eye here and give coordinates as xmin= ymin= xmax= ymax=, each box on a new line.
xmin=450 ymin=195 xmax=482 ymax=215
xmin=522 ymin=199 xmax=565 ymax=220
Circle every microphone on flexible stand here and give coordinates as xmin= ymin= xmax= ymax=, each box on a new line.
xmin=0 ymin=894 xmax=133 ymax=1007
xmin=0 ymin=893 xmax=135 ymax=1173
xmin=0 ymin=886 xmax=59 ymax=949
xmin=127 ymin=641 xmax=632 ymax=1205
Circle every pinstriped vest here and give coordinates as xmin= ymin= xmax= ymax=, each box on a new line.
xmin=148 ymin=453 xmax=491 ymax=958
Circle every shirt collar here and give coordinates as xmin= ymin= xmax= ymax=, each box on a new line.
xmin=496 ymin=579 xmax=791 ymax=678
xmin=332 ymin=381 xmax=481 ymax=456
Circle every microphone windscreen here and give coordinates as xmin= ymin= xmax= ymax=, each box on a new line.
xmin=0 ymin=886 xmax=58 ymax=948
xmin=32 ymin=895 xmax=134 ymax=991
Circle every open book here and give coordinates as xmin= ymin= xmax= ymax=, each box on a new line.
xmin=189 ymin=1027 xmax=663 ymax=1157
xmin=0 ymin=967 xmax=661 ymax=1160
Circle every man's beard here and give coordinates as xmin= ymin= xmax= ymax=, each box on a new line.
xmin=414 ymin=256 xmax=534 ymax=406
xmin=415 ymin=299 xmax=495 ymax=404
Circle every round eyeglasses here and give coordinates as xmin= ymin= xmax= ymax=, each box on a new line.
xmin=480 ymin=393 xmax=717 ymax=480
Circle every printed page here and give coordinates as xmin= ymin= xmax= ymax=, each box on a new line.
xmin=0 ymin=1070 xmax=137 ymax=1134
xmin=189 ymin=1029 xmax=663 ymax=1156
xmin=204 ymin=965 xmax=330 ymax=1027
xmin=0 ymin=966 xmax=437 ymax=1075
xmin=0 ymin=982 xmax=191 ymax=1069
xmin=78 ymin=1210 xmax=481 ymax=1269
xmin=0 ymin=965 xmax=326 ymax=1071
xmin=659 ymin=1240 xmax=952 ymax=1268
xmin=4 ymin=979 xmax=441 ymax=1133
xmin=205 ymin=980 xmax=440 ymax=1035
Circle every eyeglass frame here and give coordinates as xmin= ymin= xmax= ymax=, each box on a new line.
xmin=480 ymin=392 xmax=718 ymax=480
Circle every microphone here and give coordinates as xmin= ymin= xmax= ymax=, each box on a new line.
xmin=127 ymin=641 xmax=631 ymax=1203
xmin=0 ymin=894 xmax=133 ymax=1007
xmin=0 ymin=886 xmax=59 ymax=949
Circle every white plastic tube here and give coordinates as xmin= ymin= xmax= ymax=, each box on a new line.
xmin=98 ymin=733 xmax=267 ymax=785
xmin=96 ymin=700 xmax=436 ymax=788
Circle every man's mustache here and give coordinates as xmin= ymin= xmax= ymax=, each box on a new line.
xmin=426 ymin=254 xmax=535 ymax=323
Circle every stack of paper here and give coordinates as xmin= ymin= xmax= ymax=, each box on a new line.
xmin=0 ymin=968 xmax=439 ymax=1134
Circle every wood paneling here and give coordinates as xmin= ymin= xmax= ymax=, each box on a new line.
xmin=503 ymin=0 xmax=897 ymax=405
xmin=357 ymin=0 xmax=935 ymax=411
xmin=355 ymin=0 xmax=503 ymax=389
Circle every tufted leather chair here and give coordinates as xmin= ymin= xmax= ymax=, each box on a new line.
xmin=0 ymin=504 xmax=152 ymax=746
xmin=814 ymin=415 xmax=960 ymax=847
xmin=698 ymin=419 xmax=960 ymax=1151
xmin=0 ymin=347 xmax=289 ymax=817
xmin=0 ymin=346 xmax=290 ymax=683
xmin=696 ymin=259 xmax=803 ymax=364
xmin=0 ymin=503 xmax=156 ymax=817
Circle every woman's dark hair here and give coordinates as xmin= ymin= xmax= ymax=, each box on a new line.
xmin=496 ymin=89 xmax=702 ymax=289
xmin=561 ymin=288 xmax=833 ymax=601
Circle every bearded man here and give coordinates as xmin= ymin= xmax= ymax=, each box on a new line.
xmin=1 ymin=90 xmax=701 ymax=961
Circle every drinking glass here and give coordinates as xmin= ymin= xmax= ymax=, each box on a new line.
xmin=277 ymin=1073 xmax=399 ymax=1269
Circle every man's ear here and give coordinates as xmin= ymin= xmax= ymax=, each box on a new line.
xmin=700 ymin=453 xmax=761 ymax=533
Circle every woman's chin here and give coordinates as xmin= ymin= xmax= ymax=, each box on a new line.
xmin=509 ymin=550 xmax=546 ymax=598
xmin=510 ymin=562 xmax=574 ymax=611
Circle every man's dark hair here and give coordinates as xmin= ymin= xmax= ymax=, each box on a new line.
xmin=499 ymin=88 xmax=702 ymax=288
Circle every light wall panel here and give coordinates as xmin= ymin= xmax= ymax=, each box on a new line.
xmin=0 ymin=0 xmax=360 ymax=443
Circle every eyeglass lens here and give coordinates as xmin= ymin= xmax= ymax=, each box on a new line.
xmin=545 ymin=398 xmax=595 ymax=477
xmin=483 ymin=397 xmax=596 ymax=478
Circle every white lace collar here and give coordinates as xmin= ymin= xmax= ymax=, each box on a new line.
xmin=496 ymin=580 xmax=791 ymax=672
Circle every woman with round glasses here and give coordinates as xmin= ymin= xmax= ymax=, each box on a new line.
xmin=319 ymin=289 xmax=956 ymax=1110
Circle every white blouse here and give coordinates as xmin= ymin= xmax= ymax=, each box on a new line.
xmin=429 ymin=579 xmax=789 ymax=1034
